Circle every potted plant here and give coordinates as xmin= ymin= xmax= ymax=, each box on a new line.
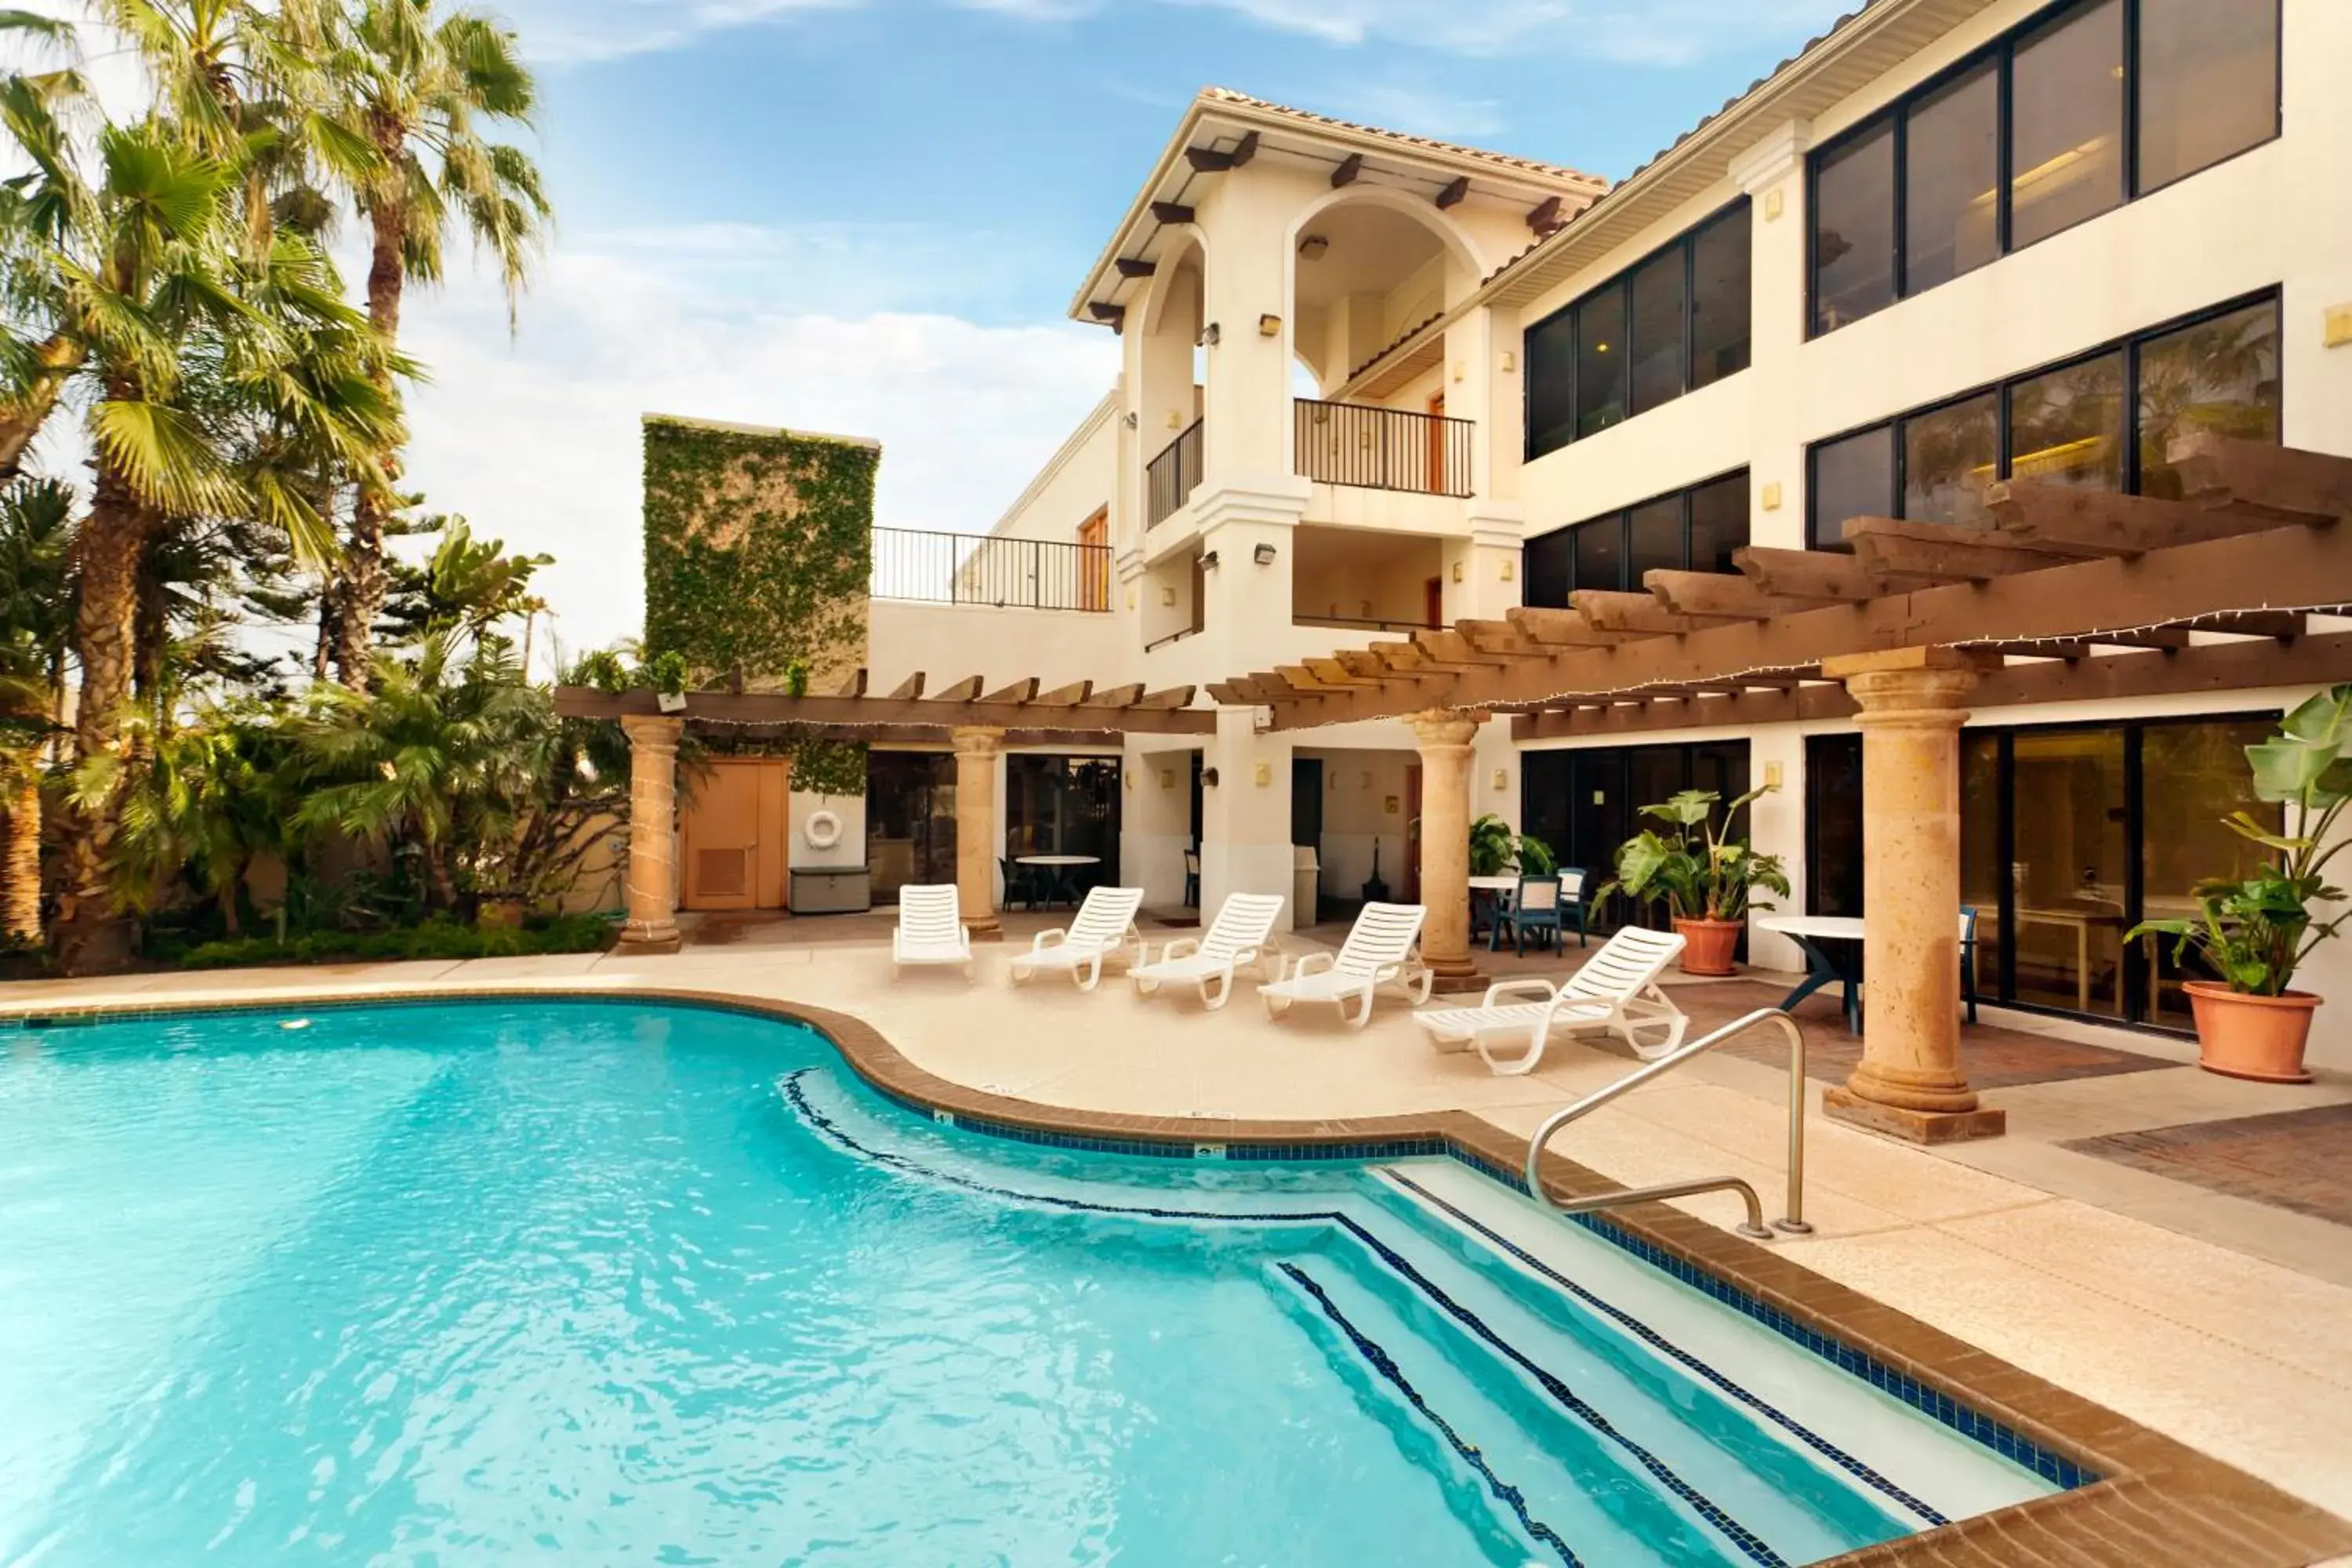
xmin=1602 ymin=787 xmax=1789 ymax=976
xmin=2127 ymin=685 xmax=2351 ymax=1083
xmin=1468 ymin=812 xmax=1555 ymax=876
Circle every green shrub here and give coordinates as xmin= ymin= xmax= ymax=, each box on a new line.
xmin=178 ymin=913 xmax=615 ymax=970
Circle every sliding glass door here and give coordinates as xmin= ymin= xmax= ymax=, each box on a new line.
xmin=1524 ymin=740 xmax=1750 ymax=931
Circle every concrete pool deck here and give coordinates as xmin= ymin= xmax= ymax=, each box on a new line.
xmin=9 ymin=911 xmax=2350 ymax=1560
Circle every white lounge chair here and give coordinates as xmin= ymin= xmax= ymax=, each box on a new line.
xmin=1007 ymin=885 xmax=1145 ymax=992
xmin=1260 ymin=902 xmax=1431 ymax=1029
xmin=1131 ymin=892 xmax=1287 ymax=1010
xmin=891 ymin=884 xmax=973 ymax=977
xmin=1414 ymin=925 xmax=1690 ymax=1075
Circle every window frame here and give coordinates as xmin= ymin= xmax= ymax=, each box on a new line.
xmin=1523 ymin=198 xmax=1752 ymax=462
xmin=1804 ymin=0 xmax=2282 ymax=340
xmin=1524 ymin=466 xmax=1751 ymax=600
xmin=1804 ymin=287 xmax=2279 ymax=549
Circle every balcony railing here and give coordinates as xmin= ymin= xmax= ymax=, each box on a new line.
xmin=1294 ymin=397 xmax=1473 ymax=497
xmin=869 ymin=526 xmax=1111 ymax=612
xmin=1146 ymin=418 xmax=1204 ymax=527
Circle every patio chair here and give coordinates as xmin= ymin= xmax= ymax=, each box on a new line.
xmin=1557 ymin=867 xmax=1591 ymax=949
xmin=891 ymin=885 xmax=973 ymax=978
xmin=1131 ymin=892 xmax=1287 ymax=1010
xmin=1260 ymin=902 xmax=1431 ymax=1029
xmin=1007 ymin=885 xmax=1146 ymax=992
xmin=1415 ymin=925 xmax=1690 ymax=1075
xmin=1490 ymin=873 xmax=1565 ymax=956
xmin=1960 ymin=905 xmax=1980 ymax=1025
xmin=1181 ymin=848 xmax=1200 ymax=908
xmin=1000 ymin=856 xmax=1037 ymax=913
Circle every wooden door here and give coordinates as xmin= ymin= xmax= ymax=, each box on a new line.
xmin=1076 ymin=506 xmax=1109 ymax=612
xmin=1403 ymin=764 xmax=1424 ymax=904
xmin=1425 ymin=392 xmax=1447 ymax=493
xmin=1425 ymin=575 xmax=1444 ymax=630
xmin=682 ymin=759 xmax=789 ymax=910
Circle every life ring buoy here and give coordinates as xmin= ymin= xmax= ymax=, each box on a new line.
xmin=803 ymin=809 xmax=844 ymax=851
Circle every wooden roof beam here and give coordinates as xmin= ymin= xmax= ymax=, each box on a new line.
xmin=833 ymin=667 xmax=868 ymax=698
xmin=1434 ymin=176 xmax=1468 ymax=209
xmin=978 ymin=677 xmax=1039 ymax=705
xmin=1985 ymin=481 xmax=2287 ymax=556
xmin=1113 ymin=258 xmax=1155 ymax=279
xmin=1643 ymin=570 xmax=1828 ymax=621
xmin=1130 ymin=684 xmax=1198 ymax=709
xmin=1083 ymin=682 xmax=1144 ymax=708
xmin=1150 ymin=201 xmax=1195 ymax=225
xmin=1185 ymin=130 xmax=1258 ymax=171
xmin=1413 ymin=628 xmax=1511 ymax=666
xmin=1571 ymin=590 xmax=1710 ymax=636
xmin=1303 ymin=658 xmax=1381 ymax=688
xmin=1032 ymin=680 xmax=1093 ymax=706
xmin=2170 ymin=432 xmax=2352 ymax=522
xmin=1504 ymin=606 xmax=1634 ymax=647
xmin=882 ymin=672 xmax=925 ymax=702
xmin=1330 ymin=152 xmax=1363 ymax=187
xmin=2188 ymin=612 xmax=2307 ymax=639
xmin=1456 ymin=619 xmax=1547 ymax=657
xmin=1731 ymin=546 xmax=1888 ymax=601
xmin=1845 ymin=519 xmax=2060 ymax=583
xmin=933 ymin=676 xmax=984 ymax=703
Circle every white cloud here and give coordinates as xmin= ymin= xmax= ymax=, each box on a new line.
xmin=393 ymin=230 xmax=1119 ymax=669
xmin=1299 ymin=83 xmax=1505 ymax=140
xmin=1168 ymin=0 xmax=1851 ymax=64
xmin=486 ymin=0 xmax=859 ymax=64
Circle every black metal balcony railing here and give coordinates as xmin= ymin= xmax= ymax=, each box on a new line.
xmin=1294 ymin=397 xmax=1473 ymax=497
xmin=869 ymin=527 xmax=1112 ymax=612
xmin=1146 ymin=418 xmax=1204 ymax=527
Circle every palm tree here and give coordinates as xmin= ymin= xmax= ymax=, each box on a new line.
xmin=285 ymin=0 xmax=549 ymax=688
xmin=0 ymin=479 xmax=76 ymax=944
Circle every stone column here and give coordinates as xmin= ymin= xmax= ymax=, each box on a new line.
xmin=618 ymin=715 xmax=684 ymax=954
xmin=1819 ymin=648 xmax=2005 ymax=1143
xmin=1409 ymin=708 xmax=1487 ymax=994
xmin=952 ymin=726 xmax=1004 ymax=941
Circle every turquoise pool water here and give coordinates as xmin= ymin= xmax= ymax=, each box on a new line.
xmin=0 ymin=1000 xmax=2055 ymax=1565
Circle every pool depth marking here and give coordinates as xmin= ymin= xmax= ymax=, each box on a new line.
xmin=782 ymin=1068 xmax=1802 ymax=1568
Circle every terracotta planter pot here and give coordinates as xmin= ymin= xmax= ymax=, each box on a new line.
xmin=1673 ymin=916 xmax=1744 ymax=977
xmin=2183 ymin=981 xmax=2318 ymax=1083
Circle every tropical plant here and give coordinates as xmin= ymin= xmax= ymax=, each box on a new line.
xmin=1467 ymin=812 xmax=1555 ymax=877
xmin=1603 ymin=787 xmax=1790 ymax=923
xmin=2126 ymin=685 xmax=2352 ymax=996
xmin=0 ymin=478 xmax=78 ymax=943
xmin=89 ymin=697 xmax=288 ymax=934
xmin=283 ymin=0 xmax=550 ymax=685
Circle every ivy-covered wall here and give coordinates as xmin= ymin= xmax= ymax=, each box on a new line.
xmin=641 ymin=416 xmax=878 ymax=795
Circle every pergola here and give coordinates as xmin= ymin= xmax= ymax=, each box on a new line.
xmin=554 ymin=677 xmax=1210 ymax=950
xmin=568 ymin=433 xmax=2349 ymax=1146
xmin=1205 ymin=433 xmax=2352 ymax=1142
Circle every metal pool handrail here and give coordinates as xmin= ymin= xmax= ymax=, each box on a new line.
xmin=1523 ymin=1007 xmax=1813 ymax=1242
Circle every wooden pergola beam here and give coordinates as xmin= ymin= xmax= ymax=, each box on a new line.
xmin=980 ymin=677 xmax=1040 ymax=705
xmin=1731 ymin=546 xmax=1887 ymax=601
xmin=2172 ymin=432 xmax=2352 ymax=521
xmin=1572 ymin=590 xmax=1711 ymax=635
xmin=1985 ymin=481 xmax=2285 ymax=556
xmin=934 ymin=675 xmax=984 ymax=702
xmin=1506 ymin=606 xmax=1637 ymax=646
xmin=1643 ymin=569 xmax=1826 ymax=620
xmin=1129 ymin=684 xmax=1199 ymax=709
xmin=553 ymin=688 xmax=1218 ymax=735
xmin=833 ymin=667 xmax=868 ymax=698
xmin=882 ymin=672 xmax=925 ymax=701
xmin=1083 ymin=682 xmax=1144 ymax=708
xmin=1032 ymin=680 xmax=1093 ymax=706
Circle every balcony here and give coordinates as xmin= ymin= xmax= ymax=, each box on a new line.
xmin=1294 ymin=397 xmax=1472 ymax=498
xmin=869 ymin=526 xmax=1111 ymax=612
xmin=1146 ymin=417 xmax=1203 ymax=527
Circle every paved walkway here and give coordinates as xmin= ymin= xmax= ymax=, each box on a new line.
xmin=9 ymin=910 xmax=2350 ymax=1519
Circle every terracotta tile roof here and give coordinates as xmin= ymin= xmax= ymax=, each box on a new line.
xmin=1200 ymin=87 xmax=1609 ymax=189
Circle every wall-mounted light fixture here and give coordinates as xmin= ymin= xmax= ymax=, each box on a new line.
xmin=1252 ymin=543 xmax=1277 ymax=565
xmin=1501 ymin=350 xmax=1517 ymax=373
xmin=1297 ymin=234 xmax=1328 ymax=260
xmin=1258 ymin=314 xmax=1281 ymax=337
xmin=1202 ymin=766 xmax=1221 ymax=787
xmin=1450 ymin=561 xmax=1464 ymax=583
xmin=1200 ymin=550 xmax=1220 ymax=570
xmin=1254 ymin=762 xmax=1272 ymax=787
xmin=1499 ymin=557 xmax=1515 ymax=583
xmin=1122 ymin=410 xmax=1138 ymax=428
xmin=1492 ymin=769 xmax=1508 ymax=791
xmin=1160 ymin=585 xmax=1176 ymax=607
xmin=1200 ymin=322 xmax=1222 ymax=347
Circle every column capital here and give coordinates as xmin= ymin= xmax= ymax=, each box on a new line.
xmin=1407 ymin=708 xmax=1487 ymax=750
xmin=620 ymin=713 xmax=685 ymax=750
xmin=1824 ymin=648 xmax=1998 ymax=720
xmin=949 ymin=724 xmax=1005 ymax=756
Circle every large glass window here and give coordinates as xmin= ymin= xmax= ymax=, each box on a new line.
xmin=1811 ymin=122 xmax=1896 ymax=336
xmin=2136 ymin=0 xmax=2279 ymax=195
xmin=1525 ymin=310 xmax=1577 ymax=458
xmin=1523 ymin=201 xmax=1750 ymax=459
xmin=1902 ymin=60 xmax=1999 ymax=294
xmin=1524 ymin=741 xmax=1750 ymax=933
xmin=1629 ymin=250 xmax=1686 ymax=416
xmin=2009 ymin=350 xmax=2124 ymax=492
xmin=2009 ymin=0 xmax=2125 ymax=249
xmin=1808 ymin=425 xmax=1895 ymax=551
xmin=1523 ymin=469 xmax=1751 ymax=602
xmin=1573 ymin=281 xmax=1627 ymax=441
xmin=2136 ymin=299 xmax=2281 ymax=500
xmin=1688 ymin=212 xmax=1751 ymax=390
xmin=1807 ymin=0 xmax=2278 ymax=336
xmin=1005 ymin=755 xmax=1122 ymax=879
xmin=1901 ymin=391 xmax=1999 ymax=526
xmin=1806 ymin=292 xmax=2278 ymax=546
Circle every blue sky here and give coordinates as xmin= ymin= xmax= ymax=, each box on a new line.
xmin=376 ymin=0 xmax=1858 ymax=662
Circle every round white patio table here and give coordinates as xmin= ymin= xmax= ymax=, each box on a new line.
xmin=1756 ymin=914 xmax=1867 ymax=1035
xmin=1015 ymin=854 xmax=1101 ymax=909
xmin=1468 ymin=874 xmax=1519 ymax=945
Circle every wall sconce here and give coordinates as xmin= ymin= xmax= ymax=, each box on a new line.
xmin=1258 ymin=314 xmax=1281 ymax=337
xmin=1762 ymin=187 xmax=1784 ymax=222
xmin=1126 ymin=586 xmax=1138 ymax=609
xmin=1200 ymin=550 xmax=1220 ymax=570
xmin=1385 ymin=795 xmax=1400 ymax=815
xmin=1202 ymin=766 xmax=1221 ymax=787
xmin=1124 ymin=771 xmax=1135 ymax=790
xmin=1160 ymin=768 xmax=1174 ymax=789
xmin=1122 ymin=409 xmax=1138 ymax=428
xmin=1500 ymin=350 xmax=1516 ymax=373
xmin=1450 ymin=561 xmax=1465 ymax=583
xmin=1252 ymin=543 xmax=1277 ymax=565
xmin=1450 ymin=361 xmax=1465 ymax=383
xmin=1492 ymin=769 xmax=1508 ymax=791
xmin=1254 ymin=762 xmax=1271 ymax=786
xmin=1499 ymin=557 xmax=1515 ymax=583
xmin=1167 ymin=409 xmax=1183 ymax=429
xmin=1762 ymin=481 xmax=1784 ymax=511
xmin=1200 ymin=322 xmax=1221 ymax=346
xmin=1297 ymin=234 xmax=1328 ymax=260
xmin=1160 ymin=585 xmax=1176 ymax=607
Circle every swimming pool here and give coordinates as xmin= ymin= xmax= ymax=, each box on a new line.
xmin=0 ymin=999 xmax=2067 ymax=1565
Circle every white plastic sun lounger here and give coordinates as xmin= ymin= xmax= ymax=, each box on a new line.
xmin=1007 ymin=885 xmax=1146 ymax=992
xmin=891 ymin=884 xmax=973 ymax=977
xmin=1260 ymin=902 xmax=1431 ymax=1029
xmin=1414 ymin=925 xmax=1690 ymax=1075
xmin=1131 ymin=892 xmax=1287 ymax=1010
